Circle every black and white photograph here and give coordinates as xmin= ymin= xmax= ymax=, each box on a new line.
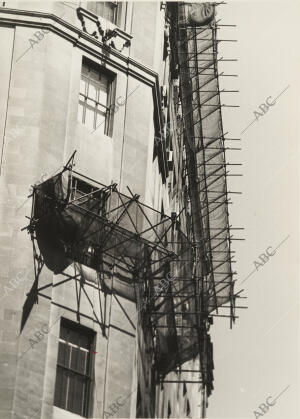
xmin=0 ymin=1 xmax=298 ymax=418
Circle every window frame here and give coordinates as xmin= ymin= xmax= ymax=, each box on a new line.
xmin=86 ymin=1 xmax=121 ymax=26
xmin=68 ymin=175 xmax=108 ymax=269
xmin=54 ymin=318 xmax=96 ymax=417
xmin=78 ymin=57 xmax=116 ymax=137
xmin=70 ymin=176 xmax=108 ymax=212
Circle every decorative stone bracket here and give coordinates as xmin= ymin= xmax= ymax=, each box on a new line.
xmin=76 ymin=7 xmax=132 ymax=53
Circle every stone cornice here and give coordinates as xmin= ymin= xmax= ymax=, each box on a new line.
xmin=0 ymin=7 xmax=168 ymax=182
xmin=0 ymin=8 xmax=154 ymax=84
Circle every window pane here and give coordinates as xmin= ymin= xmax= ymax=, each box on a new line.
xmin=95 ymin=109 xmax=106 ymax=134
xmin=68 ymin=329 xmax=80 ymax=346
xmin=80 ymin=75 xmax=88 ymax=96
xmin=86 ymin=98 xmax=96 ymax=108
xmin=54 ymin=366 xmax=68 ymax=409
xmin=81 ymin=65 xmax=89 ymax=77
xmin=87 ymin=1 xmax=104 ymax=16
xmin=85 ymin=104 xmax=95 ymax=129
xmin=104 ymin=3 xmax=116 ymax=22
xmin=89 ymin=79 xmax=100 ymax=102
xmin=99 ymin=73 xmax=109 ymax=90
xmin=79 ymin=334 xmax=91 ymax=350
xmin=87 ymin=2 xmax=117 ymax=24
xmin=57 ymin=341 xmax=70 ymax=368
xmin=67 ymin=372 xmax=86 ymax=415
xmin=60 ymin=325 xmax=68 ymax=341
xmin=90 ymin=68 xmax=100 ymax=82
xmin=99 ymin=90 xmax=108 ymax=107
xmin=99 ymin=74 xmax=109 ymax=105
xmin=70 ymin=346 xmax=88 ymax=375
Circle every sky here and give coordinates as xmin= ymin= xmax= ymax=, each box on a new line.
xmin=205 ymin=1 xmax=299 ymax=418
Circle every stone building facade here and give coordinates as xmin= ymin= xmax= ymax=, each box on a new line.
xmin=0 ymin=2 xmax=222 ymax=418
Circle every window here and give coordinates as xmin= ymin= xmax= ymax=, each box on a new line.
xmin=78 ymin=58 xmax=114 ymax=136
xmin=87 ymin=2 xmax=118 ymax=24
xmin=70 ymin=176 xmax=108 ymax=213
xmin=68 ymin=176 xmax=108 ymax=268
xmin=54 ymin=319 xmax=95 ymax=417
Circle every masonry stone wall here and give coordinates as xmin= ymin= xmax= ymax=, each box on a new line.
xmin=0 ymin=2 xmax=170 ymax=418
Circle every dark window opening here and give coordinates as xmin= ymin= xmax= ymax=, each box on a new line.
xmin=70 ymin=176 xmax=108 ymax=213
xmin=183 ymin=381 xmax=187 ymax=396
xmin=69 ymin=176 xmax=108 ymax=268
xmin=54 ymin=319 xmax=95 ymax=417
